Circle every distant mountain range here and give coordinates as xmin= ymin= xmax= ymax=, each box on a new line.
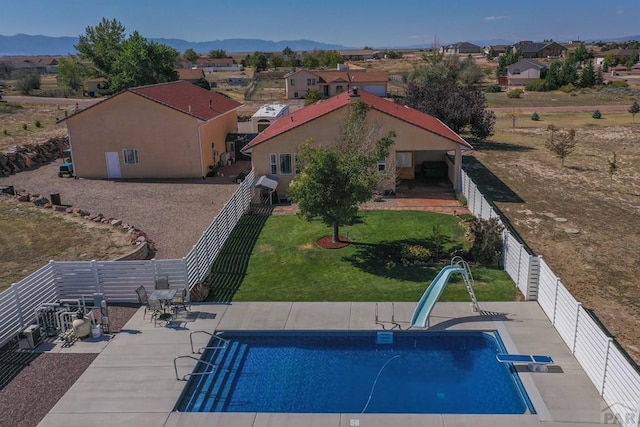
xmin=0 ymin=34 xmax=347 ymax=56
xmin=1 ymin=33 xmax=639 ymax=56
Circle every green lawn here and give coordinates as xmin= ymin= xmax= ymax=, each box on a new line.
xmin=204 ymin=211 xmax=518 ymax=302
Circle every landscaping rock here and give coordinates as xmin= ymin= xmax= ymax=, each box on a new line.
xmin=110 ymin=219 xmax=122 ymax=226
xmin=32 ymin=197 xmax=49 ymax=207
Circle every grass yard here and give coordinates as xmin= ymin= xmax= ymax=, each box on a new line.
xmin=205 ymin=211 xmax=518 ymax=303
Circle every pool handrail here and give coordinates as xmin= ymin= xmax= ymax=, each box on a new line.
xmin=173 ymin=355 xmax=227 ymax=381
xmin=189 ymin=330 xmax=229 ymax=354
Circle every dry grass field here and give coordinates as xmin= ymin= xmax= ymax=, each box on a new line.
xmin=0 ymin=198 xmax=133 ymax=292
xmin=0 ymin=103 xmax=68 ymax=151
xmin=469 ymin=110 xmax=640 ymax=363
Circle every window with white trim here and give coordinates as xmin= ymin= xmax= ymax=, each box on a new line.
xmin=269 ymin=153 xmax=277 ymax=174
xmin=279 ymin=153 xmax=293 ymax=174
xmin=396 ymin=152 xmax=412 ymax=168
xmin=307 ymin=78 xmax=316 ymax=85
xmin=290 ymin=79 xmax=295 ymax=86
xmin=377 ymin=158 xmax=386 ymax=171
xmin=123 ymin=148 xmax=139 ymax=164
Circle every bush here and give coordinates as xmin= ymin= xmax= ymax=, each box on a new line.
xmin=35 ymin=120 xmax=41 ymax=128
xmin=525 ymin=79 xmax=548 ymax=92
xmin=469 ymin=217 xmax=504 ymax=266
xmin=456 ymin=193 xmax=468 ymax=207
xmin=3 ymin=129 xmax=8 ymax=136
xmin=485 ymin=84 xmax=502 ymax=93
xmin=22 ymin=123 xmax=27 ymax=130
xmin=531 ymin=112 xmax=540 ymax=121
xmin=607 ymin=80 xmax=629 ymax=88
xmin=560 ymin=83 xmax=576 ymax=93
xmin=400 ymin=244 xmax=432 ymax=266
xmin=458 ymin=213 xmax=475 ymax=222
xmin=592 ymin=110 xmax=602 ymax=119
xmin=506 ymin=88 xmax=523 ymax=98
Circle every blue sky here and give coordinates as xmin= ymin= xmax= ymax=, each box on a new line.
xmin=2 ymin=0 xmax=638 ymax=47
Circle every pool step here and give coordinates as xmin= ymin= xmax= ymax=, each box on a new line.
xmin=205 ymin=342 xmax=248 ymax=412
xmin=179 ymin=343 xmax=231 ymax=412
xmin=189 ymin=341 xmax=240 ymax=412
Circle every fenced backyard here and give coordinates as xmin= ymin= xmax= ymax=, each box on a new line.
xmin=0 ymin=166 xmax=638 ymax=426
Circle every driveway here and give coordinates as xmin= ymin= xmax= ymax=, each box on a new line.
xmin=0 ymin=162 xmax=248 ymax=259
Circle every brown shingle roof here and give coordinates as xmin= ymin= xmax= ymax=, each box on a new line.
xmin=130 ymin=81 xmax=241 ymax=121
xmin=177 ymin=68 xmax=205 ymax=80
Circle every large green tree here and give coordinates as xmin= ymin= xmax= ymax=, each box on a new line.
xmin=57 ymin=55 xmax=86 ymax=91
xmin=208 ymin=49 xmax=227 ymax=59
xmin=183 ymin=48 xmax=198 ymax=62
xmin=75 ymin=18 xmax=125 ymax=77
xmin=289 ymin=101 xmax=395 ymax=242
xmin=13 ymin=70 xmax=40 ymax=95
xmin=248 ymin=51 xmax=268 ymax=72
xmin=75 ymin=18 xmax=179 ymax=92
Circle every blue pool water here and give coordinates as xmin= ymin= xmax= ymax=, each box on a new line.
xmin=176 ymin=330 xmax=532 ymax=414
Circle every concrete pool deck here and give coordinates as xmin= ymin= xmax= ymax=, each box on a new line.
xmin=38 ymin=302 xmax=611 ymax=427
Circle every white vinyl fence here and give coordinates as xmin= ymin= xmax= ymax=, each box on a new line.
xmin=0 ymin=169 xmax=255 ymax=348
xmin=461 ymin=169 xmax=640 ymax=427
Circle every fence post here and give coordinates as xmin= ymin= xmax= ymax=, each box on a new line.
xmin=527 ymin=255 xmax=540 ymax=301
xmin=572 ymin=303 xmax=582 ymax=354
xmin=182 ymin=257 xmax=191 ymax=302
xmin=11 ymin=283 xmax=25 ymax=328
xmin=600 ymin=338 xmax=613 ymax=396
xmin=552 ymin=277 xmax=560 ymax=325
xmin=90 ymin=260 xmax=102 ymax=294
xmin=151 ymin=258 xmax=158 ymax=281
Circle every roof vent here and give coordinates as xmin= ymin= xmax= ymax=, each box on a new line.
xmin=351 ymin=87 xmax=359 ymax=98
xmin=188 ymin=105 xmax=192 ymax=113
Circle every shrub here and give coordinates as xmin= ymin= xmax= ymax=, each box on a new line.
xmin=456 ymin=193 xmax=468 ymax=207
xmin=506 ymin=88 xmax=523 ymax=98
xmin=400 ymin=244 xmax=432 ymax=266
xmin=35 ymin=120 xmax=41 ymax=128
xmin=592 ymin=110 xmax=602 ymax=119
xmin=607 ymin=80 xmax=629 ymax=88
xmin=485 ymin=84 xmax=502 ymax=93
xmin=3 ymin=129 xmax=8 ymax=136
xmin=525 ymin=79 xmax=548 ymax=92
xmin=458 ymin=213 xmax=475 ymax=222
xmin=22 ymin=123 xmax=27 ymax=130
xmin=469 ymin=217 xmax=504 ymax=266
xmin=560 ymin=83 xmax=576 ymax=93
xmin=531 ymin=112 xmax=540 ymax=121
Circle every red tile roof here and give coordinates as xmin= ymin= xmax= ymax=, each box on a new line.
xmin=129 ymin=80 xmax=241 ymax=121
xmin=244 ymin=89 xmax=471 ymax=150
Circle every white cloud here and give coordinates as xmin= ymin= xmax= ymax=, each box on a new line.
xmin=484 ymin=15 xmax=508 ymax=21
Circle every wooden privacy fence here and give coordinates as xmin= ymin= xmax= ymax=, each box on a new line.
xmin=0 ymin=169 xmax=255 ymax=348
xmin=461 ymin=169 xmax=640 ymax=427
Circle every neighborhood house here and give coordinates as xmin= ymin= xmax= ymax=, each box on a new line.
xmin=60 ymin=80 xmax=242 ymax=179
xmin=285 ymin=68 xmax=388 ymax=99
xmin=241 ymin=89 xmax=471 ymax=201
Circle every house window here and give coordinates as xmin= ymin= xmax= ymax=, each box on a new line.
xmin=294 ymin=92 xmax=299 ymax=98
xmin=307 ymin=78 xmax=316 ymax=85
xmin=123 ymin=149 xmax=138 ymax=164
xmin=279 ymin=153 xmax=293 ymax=175
xmin=336 ymin=85 xmax=344 ymax=93
xmin=377 ymin=158 xmax=386 ymax=171
xmin=290 ymin=79 xmax=295 ymax=86
xmin=396 ymin=152 xmax=412 ymax=168
xmin=512 ymin=69 xmax=521 ymax=75
xmin=270 ymin=153 xmax=277 ymax=174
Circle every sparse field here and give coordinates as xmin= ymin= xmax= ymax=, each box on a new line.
xmin=0 ymin=198 xmax=133 ymax=291
xmin=0 ymin=102 xmax=68 ymax=151
xmin=468 ymin=110 xmax=640 ymax=362
xmin=487 ymin=87 xmax=640 ymax=109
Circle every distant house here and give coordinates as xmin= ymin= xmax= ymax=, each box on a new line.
xmin=85 ymin=77 xmax=111 ymax=96
xmin=251 ymin=103 xmax=290 ymax=133
xmin=487 ymin=45 xmax=510 ymax=56
xmin=177 ymin=68 xmax=205 ymax=84
xmin=514 ymin=41 xmax=566 ymax=58
xmin=507 ymin=59 xmax=547 ymax=86
xmin=241 ymin=88 xmax=472 ymax=197
xmin=442 ymin=42 xmax=483 ymax=55
xmin=194 ymin=57 xmax=243 ymax=72
xmin=59 ymin=80 xmax=242 ymax=179
xmin=594 ymin=49 xmax=639 ymax=66
xmin=337 ymin=49 xmax=381 ymax=61
xmin=227 ymin=76 xmax=249 ymax=85
xmin=284 ymin=69 xmax=388 ymax=99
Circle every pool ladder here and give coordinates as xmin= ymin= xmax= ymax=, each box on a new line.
xmin=452 ymin=256 xmax=480 ymax=313
xmin=173 ymin=330 xmax=229 ymax=381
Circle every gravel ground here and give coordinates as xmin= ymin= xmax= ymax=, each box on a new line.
xmin=0 ymin=162 xmax=246 ymax=259
xmin=0 ymin=305 xmax=139 ymax=427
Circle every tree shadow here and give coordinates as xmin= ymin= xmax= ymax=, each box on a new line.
xmin=344 ymin=238 xmax=458 ymax=282
xmin=471 ymin=139 xmax=536 ymax=153
xmin=204 ymin=213 xmax=270 ymax=303
xmin=462 ymin=156 xmax=525 ymax=204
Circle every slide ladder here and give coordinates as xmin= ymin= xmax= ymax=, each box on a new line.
xmin=452 ymin=256 xmax=480 ymax=313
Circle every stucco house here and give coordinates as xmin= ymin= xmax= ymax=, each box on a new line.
xmin=513 ymin=41 xmax=566 ymax=58
xmin=177 ymin=68 xmax=205 ymax=84
xmin=442 ymin=42 xmax=483 ymax=55
xmin=507 ymin=59 xmax=547 ymax=86
xmin=60 ymin=80 xmax=242 ymax=179
xmin=241 ymin=89 xmax=471 ymax=199
xmin=285 ymin=69 xmax=388 ymax=99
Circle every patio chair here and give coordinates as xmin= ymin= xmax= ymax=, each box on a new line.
xmin=147 ymin=297 xmax=168 ymax=326
xmin=135 ymin=285 xmax=149 ymax=318
xmin=171 ymin=288 xmax=189 ymax=313
xmin=154 ymin=276 xmax=170 ymax=290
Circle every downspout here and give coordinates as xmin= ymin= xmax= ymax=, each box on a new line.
xmin=197 ymin=122 xmax=205 ymax=179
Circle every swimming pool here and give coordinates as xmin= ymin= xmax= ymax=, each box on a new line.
xmin=176 ymin=330 xmax=533 ymax=414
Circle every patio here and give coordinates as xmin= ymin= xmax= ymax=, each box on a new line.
xmin=36 ymin=301 xmax=609 ymax=427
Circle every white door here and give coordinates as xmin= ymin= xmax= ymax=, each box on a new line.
xmin=105 ymin=152 xmax=121 ymax=179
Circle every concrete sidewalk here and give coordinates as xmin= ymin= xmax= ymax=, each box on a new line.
xmin=38 ymin=302 xmax=612 ymax=427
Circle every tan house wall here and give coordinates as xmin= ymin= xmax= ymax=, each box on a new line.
xmin=66 ymin=92 xmax=237 ymax=179
xmin=286 ymin=70 xmax=319 ymax=99
xmin=198 ymin=109 xmax=239 ymax=174
xmin=250 ymin=102 xmax=464 ymax=194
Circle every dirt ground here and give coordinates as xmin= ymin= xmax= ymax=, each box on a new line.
xmin=471 ymin=112 xmax=640 ymax=364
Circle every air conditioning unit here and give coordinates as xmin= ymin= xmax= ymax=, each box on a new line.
xmin=18 ymin=324 xmax=42 ymax=349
